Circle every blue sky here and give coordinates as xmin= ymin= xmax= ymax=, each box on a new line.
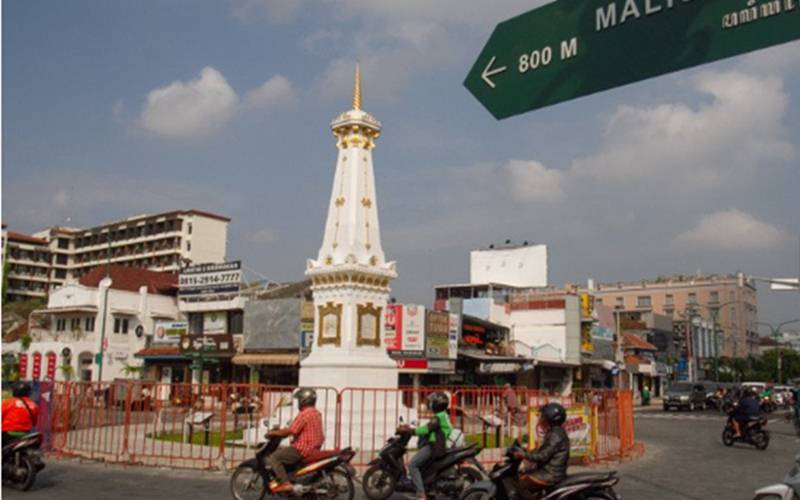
xmin=4 ymin=0 xmax=799 ymax=330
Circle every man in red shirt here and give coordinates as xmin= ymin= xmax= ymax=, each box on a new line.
xmin=266 ymin=388 xmax=325 ymax=494
xmin=2 ymin=382 xmax=39 ymax=444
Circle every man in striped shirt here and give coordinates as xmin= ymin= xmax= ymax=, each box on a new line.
xmin=267 ymin=388 xmax=325 ymax=493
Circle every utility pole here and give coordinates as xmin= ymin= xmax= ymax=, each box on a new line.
xmin=97 ymin=234 xmax=112 ymax=383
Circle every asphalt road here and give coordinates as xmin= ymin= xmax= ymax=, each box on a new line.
xmin=4 ymin=408 xmax=797 ymax=499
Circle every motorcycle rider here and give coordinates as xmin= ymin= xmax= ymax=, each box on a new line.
xmin=399 ymin=391 xmax=453 ymax=500
xmin=265 ymin=388 xmax=324 ymax=494
xmin=732 ymin=388 xmax=760 ymax=438
xmin=2 ymin=382 xmax=39 ymax=446
xmin=514 ymin=402 xmax=570 ymax=499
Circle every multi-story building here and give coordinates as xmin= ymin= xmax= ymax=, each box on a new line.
xmin=2 ymin=228 xmax=53 ymax=302
xmin=2 ymin=210 xmax=229 ymax=301
xmin=587 ymin=275 xmax=759 ymax=358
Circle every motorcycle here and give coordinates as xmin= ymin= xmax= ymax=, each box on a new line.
xmin=753 ymin=452 xmax=800 ymax=499
xmin=459 ymin=441 xmax=619 ymax=500
xmin=761 ymin=397 xmax=776 ymax=414
xmin=2 ymin=432 xmax=45 ymax=491
xmin=722 ymin=414 xmax=770 ymax=450
xmin=230 ymin=435 xmax=356 ymax=500
xmin=361 ymin=426 xmax=485 ymax=499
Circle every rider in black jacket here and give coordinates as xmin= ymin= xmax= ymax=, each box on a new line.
xmin=514 ymin=402 xmax=570 ymax=499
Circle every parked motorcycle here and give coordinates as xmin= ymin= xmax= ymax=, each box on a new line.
xmin=361 ymin=426 xmax=485 ymax=499
xmin=722 ymin=414 xmax=770 ymax=450
xmin=459 ymin=441 xmax=619 ymax=500
xmin=230 ymin=435 xmax=356 ymax=500
xmin=753 ymin=452 xmax=800 ymax=499
xmin=2 ymin=432 xmax=45 ymax=491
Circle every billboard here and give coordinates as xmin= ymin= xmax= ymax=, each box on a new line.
xmin=402 ymin=305 xmax=426 ymax=354
xmin=203 ymin=311 xmax=227 ymax=334
xmin=179 ymin=261 xmax=241 ymax=297
xmin=470 ymin=245 xmax=547 ymax=287
xmin=384 ymin=304 xmax=403 ymax=351
xmin=448 ymin=312 xmax=460 ymax=361
xmin=154 ymin=321 xmax=189 ymax=344
xmin=426 ymin=310 xmax=450 ymax=359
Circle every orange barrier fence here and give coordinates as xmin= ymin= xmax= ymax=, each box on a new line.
xmin=44 ymin=382 xmax=638 ymax=470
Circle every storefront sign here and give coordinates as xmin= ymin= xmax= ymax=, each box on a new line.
xmin=478 ymin=361 xmax=533 ymax=374
xmin=154 ymin=321 xmax=188 ymax=345
xmin=179 ymin=334 xmax=235 ymax=354
xmin=448 ymin=313 xmax=460 ymax=361
xmin=402 ymin=305 xmax=426 ymax=353
xmin=397 ymin=358 xmax=428 ymax=370
xmin=529 ymin=405 xmax=594 ymax=458
xmin=179 ymin=261 xmax=241 ymax=297
xmin=203 ymin=311 xmax=227 ymax=334
xmin=426 ymin=310 xmax=450 ymax=359
xmin=384 ymin=304 xmax=403 ymax=351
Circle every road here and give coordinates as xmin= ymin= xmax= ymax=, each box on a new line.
xmin=4 ymin=408 xmax=797 ymax=499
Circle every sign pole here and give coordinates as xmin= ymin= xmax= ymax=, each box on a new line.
xmin=97 ymin=237 xmax=112 ymax=383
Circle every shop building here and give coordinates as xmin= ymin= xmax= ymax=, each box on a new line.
xmin=23 ymin=266 xmax=179 ymax=382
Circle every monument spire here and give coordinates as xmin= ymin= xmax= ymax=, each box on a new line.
xmin=353 ymin=63 xmax=362 ymax=111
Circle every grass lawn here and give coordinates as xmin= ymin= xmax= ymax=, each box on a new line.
xmin=465 ymin=432 xmax=519 ymax=449
xmin=153 ymin=428 xmax=244 ymax=447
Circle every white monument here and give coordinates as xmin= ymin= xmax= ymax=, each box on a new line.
xmin=301 ymin=65 xmax=399 ymax=391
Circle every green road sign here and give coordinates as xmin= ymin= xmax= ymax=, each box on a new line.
xmin=465 ymin=0 xmax=800 ymax=119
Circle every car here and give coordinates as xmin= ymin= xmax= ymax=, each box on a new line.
xmin=663 ymin=382 xmax=707 ymax=411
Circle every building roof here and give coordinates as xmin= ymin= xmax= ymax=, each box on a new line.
xmin=6 ymin=231 xmax=48 ymax=246
xmin=70 ymin=209 xmax=232 ymax=236
xmin=3 ymin=321 xmax=28 ymax=343
xmin=624 ymin=354 xmax=650 ymax=366
xmin=79 ymin=265 xmax=178 ymax=295
xmin=622 ymin=333 xmax=658 ymax=351
xmin=134 ymin=346 xmax=182 ymax=358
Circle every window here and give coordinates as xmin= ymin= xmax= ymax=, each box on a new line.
xmin=688 ymin=293 xmax=697 ymax=304
xmin=665 ymin=294 xmax=674 ymax=306
xmin=186 ymin=241 xmax=191 ymax=251
xmin=56 ymin=254 xmax=68 ymax=265
xmin=730 ymin=307 xmax=736 ymax=323
xmin=615 ymin=297 xmax=624 ymax=307
xmin=595 ymin=298 xmax=603 ymax=305
xmin=663 ymin=308 xmax=674 ymax=318
xmin=188 ymin=313 xmax=203 ymax=335
xmin=637 ymin=296 xmax=652 ymax=308
xmin=55 ymin=269 xmax=67 ymax=279
xmin=56 ymin=319 xmax=66 ymax=331
xmin=113 ymin=318 xmax=129 ymax=334
xmin=58 ymin=238 xmax=69 ymax=249
xmin=709 ymin=291 xmax=719 ymax=303
xmin=228 ymin=310 xmax=244 ymax=334
xmin=188 ymin=223 xmax=193 ymax=235
xmin=70 ymin=318 xmax=81 ymax=331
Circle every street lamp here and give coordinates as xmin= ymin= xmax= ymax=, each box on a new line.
xmin=755 ymin=319 xmax=800 ymax=384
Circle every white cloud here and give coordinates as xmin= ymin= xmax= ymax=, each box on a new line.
xmin=231 ymin=0 xmax=303 ymax=23
xmin=244 ymin=75 xmax=294 ymax=109
xmin=571 ymin=71 xmax=794 ymax=191
xmin=139 ymin=66 xmax=239 ymax=139
xmin=503 ymin=160 xmax=565 ymax=203
xmin=674 ymin=209 xmax=789 ymax=252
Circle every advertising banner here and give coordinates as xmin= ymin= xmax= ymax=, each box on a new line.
xmin=529 ymin=405 xmax=594 ymax=458
xmin=203 ymin=311 xmax=227 ymax=334
xmin=402 ymin=305 xmax=426 ymax=354
xmin=154 ymin=321 xmax=189 ymax=345
xmin=591 ymin=303 xmax=615 ymax=340
xmin=384 ymin=304 xmax=403 ymax=351
xmin=179 ymin=334 xmax=235 ymax=354
xmin=448 ymin=312 xmax=460 ymax=361
xmin=426 ymin=310 xmax=450 ymax=359
xmin=178 ymin=261 xmax=241 ymax=297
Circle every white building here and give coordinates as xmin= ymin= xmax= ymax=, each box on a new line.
xmin=22 ymin=266 xmax=179 ymax=382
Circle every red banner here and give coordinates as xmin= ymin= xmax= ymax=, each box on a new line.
xmin=32 ymin=352 xmax=42 ymax=380
xmin=46 ymin=352 xmax=57 ymax=380
xmin=18 ymin=353 xmax=28 ymax=379
xmin=384 ymin=304 xmax=403 ymax=351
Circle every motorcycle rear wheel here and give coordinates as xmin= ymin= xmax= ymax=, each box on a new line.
xmin=753 ymin=431 xmax=770 ymax=451
xmin=230 ymin=464 xmax=267 ymax=500
xmin=721 ymin=428 xmax=735 ymax=447
xmin=322 ymin=467 xmax=355 ymax=500
xmin=584 ymin=489 xmax=620 ymax=500
xmin=361 ymin=465 xmax=397 ymax=500
xmin=11 ymin=455 xmax=36 ymax=491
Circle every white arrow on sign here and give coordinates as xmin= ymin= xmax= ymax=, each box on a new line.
xmin=481 ymin=56 xmax=507 ymax=89
xmin=771 ymin=278 xmax=799 ymax=291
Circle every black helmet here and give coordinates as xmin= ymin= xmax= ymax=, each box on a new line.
xmin=294 ymin=388 xmax=317 ymax=408
xmin=427 ymin=392 xmax=449 ymax=413
xmin=12 ymin=382 xmax=32 ymax=398
xmin=540 ymin=402 xmax=566 ymax=426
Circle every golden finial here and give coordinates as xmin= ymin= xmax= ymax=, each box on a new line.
xmin=352 ymin=63 xmax=362 ymax=111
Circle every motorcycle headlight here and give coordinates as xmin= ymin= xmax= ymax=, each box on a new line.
xmin=679 ymin=395 xmax=689 ymax=401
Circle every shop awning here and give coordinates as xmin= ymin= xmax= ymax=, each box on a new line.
xmin=34 ymin=306 xmax=98 ymax=314
xmin=460 ymin=350 xmax=534 ymax=374
xmin=232 ymin=353 xmax=299 ymax=366
xmin=134 ymin=346 xmax=186 ymax=360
